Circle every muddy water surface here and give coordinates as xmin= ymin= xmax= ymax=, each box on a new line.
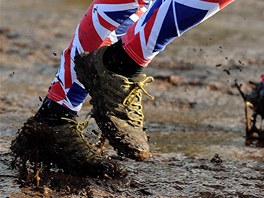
xmin=1 ymin=0 xmax=264 ymax=197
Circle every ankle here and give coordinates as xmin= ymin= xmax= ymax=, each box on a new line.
xmin=35 ymin=97 xmax=77 ymax=125
xmin=103 ymin=40 xmax=143 ymax=78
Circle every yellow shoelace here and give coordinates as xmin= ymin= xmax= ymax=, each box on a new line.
xmin=123 ymin=75 xmax=155 ymax=106
xmin=61 ymin=114 xmax=91 ymax=133
xmin=118 ymin=74 xmax=154 ymax=126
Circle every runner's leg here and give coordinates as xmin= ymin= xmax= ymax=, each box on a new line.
xmin=47 ymin=0 xmax=150 ymax=112
xmin=122 ymin=0 xmax=234 ymax=66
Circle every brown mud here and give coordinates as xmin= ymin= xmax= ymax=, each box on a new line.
xmin=0 ymin=0 xmax=264 ymax=197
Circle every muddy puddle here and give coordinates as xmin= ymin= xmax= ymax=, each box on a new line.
xmin=1 ymin=122 xmax=264 ymax=197
xmin=1 ymin=0 xmax=264 ymax=197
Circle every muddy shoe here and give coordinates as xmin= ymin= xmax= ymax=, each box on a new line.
xmin=11 ymin=115 xmax=126 ymax=177
xmin=243 ymin=81 xmax=264 ymax=147
xmin=74 ymin=46 xmax=154 ymax=161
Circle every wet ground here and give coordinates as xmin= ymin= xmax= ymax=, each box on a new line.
xmin=0 ymin=0 xmax=264 ymax=197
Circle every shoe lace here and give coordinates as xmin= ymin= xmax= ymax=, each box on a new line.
xmin=61 ymin=114 xmax=91 ymax=134
xmin=121 ymin=74 xmax=154 ymax=127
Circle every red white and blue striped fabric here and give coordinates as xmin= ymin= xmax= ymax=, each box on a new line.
xmin=47 ymin=0 xmax=234 ymax=111
xmin=47 ymin=0 xmax=149 ymax=111
xmin=122 ymin=0 xmax=234 ymax=66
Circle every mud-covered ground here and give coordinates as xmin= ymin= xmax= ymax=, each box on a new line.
xmin=0 ymin=0 xmax=264 ymax=197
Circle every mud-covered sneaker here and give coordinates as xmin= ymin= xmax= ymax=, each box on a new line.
xmin=74 ymin=46 xmax=154 ymax=161
xmin=244 ymin=81 xmax=264 ymax=146
xmin=11 ymin=115 xmax=126 ymax=177
xmin=245 ymin=81 xmax=264 ymax=118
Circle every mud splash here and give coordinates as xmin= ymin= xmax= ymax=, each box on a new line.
xmin=1 ymin=121 xmax=264 ymax=197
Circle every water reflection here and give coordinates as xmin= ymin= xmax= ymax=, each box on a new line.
xmin=147 ymin=122 xmax=263 ymax=161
